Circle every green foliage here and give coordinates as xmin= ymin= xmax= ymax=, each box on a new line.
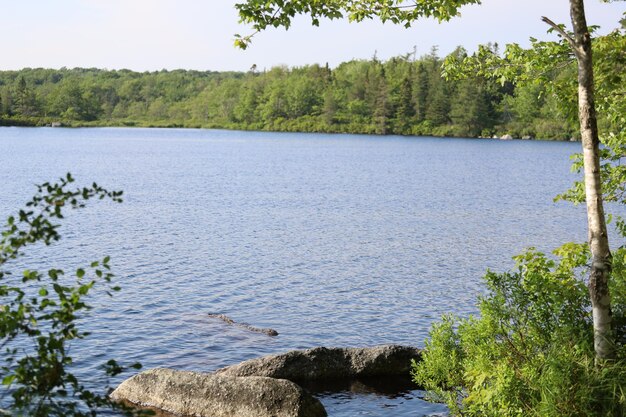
xmin=413 ymin=13 xmax=626 ymax=415
xmin=0 ymin=56 xmax=525 ymax=138
xmin=233 ymin=0 xmax=481 ymax=49
xmin=1 ymin=28 xmax=622 ymax=140
xmin=0 ymin=174 xmax=149 ymax=416
xmin=556 ymin=29 xmax=626 ymax=205
xmin=413 ymin=244 xmax=626 ymax=417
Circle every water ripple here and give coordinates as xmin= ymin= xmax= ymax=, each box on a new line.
xmin=0 ymin=128 xmax=606 ymax=416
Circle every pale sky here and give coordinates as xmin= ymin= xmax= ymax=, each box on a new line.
xmin=1 ymin=0 xmax=624 ymax=72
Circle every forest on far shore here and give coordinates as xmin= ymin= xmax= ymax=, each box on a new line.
xmin=0 ymin=45 xmax=590 ymax=140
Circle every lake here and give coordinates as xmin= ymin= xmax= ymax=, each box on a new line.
xmin=0 ymin=127 xmax=590 ymax=416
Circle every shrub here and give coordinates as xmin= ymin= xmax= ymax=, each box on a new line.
xmin=413 ymin=244 xmax=626 ymax=417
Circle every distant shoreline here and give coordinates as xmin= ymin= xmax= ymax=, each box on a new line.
xmin=1 ymin=59 xmax=581 ymax=143
xmin=0 ymin=118 xmax=577 ymax=142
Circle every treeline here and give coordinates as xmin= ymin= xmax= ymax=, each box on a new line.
xmin=0 ymin=47 xmax=579 ymax=139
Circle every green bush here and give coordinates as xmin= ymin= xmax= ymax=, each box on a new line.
xmin=413 ymin=244 xmax=626 ymax=417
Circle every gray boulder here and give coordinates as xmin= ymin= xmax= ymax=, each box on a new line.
xmin=216 ymin=345 xmax=421 ymax=381
xmin=110 ymin=368 xmax=327 ymax=417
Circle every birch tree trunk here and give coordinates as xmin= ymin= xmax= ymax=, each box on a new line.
xmin=569 ymin=0 xmax=614 ymax=361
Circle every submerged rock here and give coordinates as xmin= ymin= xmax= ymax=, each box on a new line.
xmin=110 ymin=368 xmax=326 ymax=417
xmin=207 ymin=313 xmax=279 ymax=336
xmin=216 ymin=345 xmax=421 ymax=381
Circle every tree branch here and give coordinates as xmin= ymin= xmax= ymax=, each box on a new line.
xmin=541 ymin=16 xmax=580 ymax=57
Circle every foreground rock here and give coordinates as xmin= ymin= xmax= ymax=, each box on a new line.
xmin=216 ymin=345 xmax=421 ymax=381
xmin=110 ymin=368 xmax=327 ymax=417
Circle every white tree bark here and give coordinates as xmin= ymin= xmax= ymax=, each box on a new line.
xmin=569 ymin=0 xmax=614 ymax=361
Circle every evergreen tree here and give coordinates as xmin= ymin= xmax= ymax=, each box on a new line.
xmin=394 ymin=73 xmax=415 ymax=134
xmin=450 ymin=78 xmax=492 ymax=136
xmin=425 ymin=78 xmax=450 ymax=126
xmin=14 ymin=75 xmax=38 ymax=117
xmin=413 ymin=62 xmax=430 ymax=122
xmin=369 ymin=65 xmax=390 ymax=134
xmin=322 ymin=89 xmax=338 ymax=125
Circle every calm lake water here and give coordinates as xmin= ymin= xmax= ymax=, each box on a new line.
xmin=0 ymin=127 xmax=592 ymax=416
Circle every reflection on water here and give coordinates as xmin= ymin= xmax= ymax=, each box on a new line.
xmin=304 ymin=376 xmax=448 ymax=416
xmin=303 ymin=375 xmax=416 ymax=395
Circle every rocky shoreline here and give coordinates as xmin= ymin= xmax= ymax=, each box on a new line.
xmin=111 ymin=345 xmax=421 ymax=417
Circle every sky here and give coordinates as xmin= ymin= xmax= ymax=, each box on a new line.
xmin=0 ymin=0 xmax=624 ymax=72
